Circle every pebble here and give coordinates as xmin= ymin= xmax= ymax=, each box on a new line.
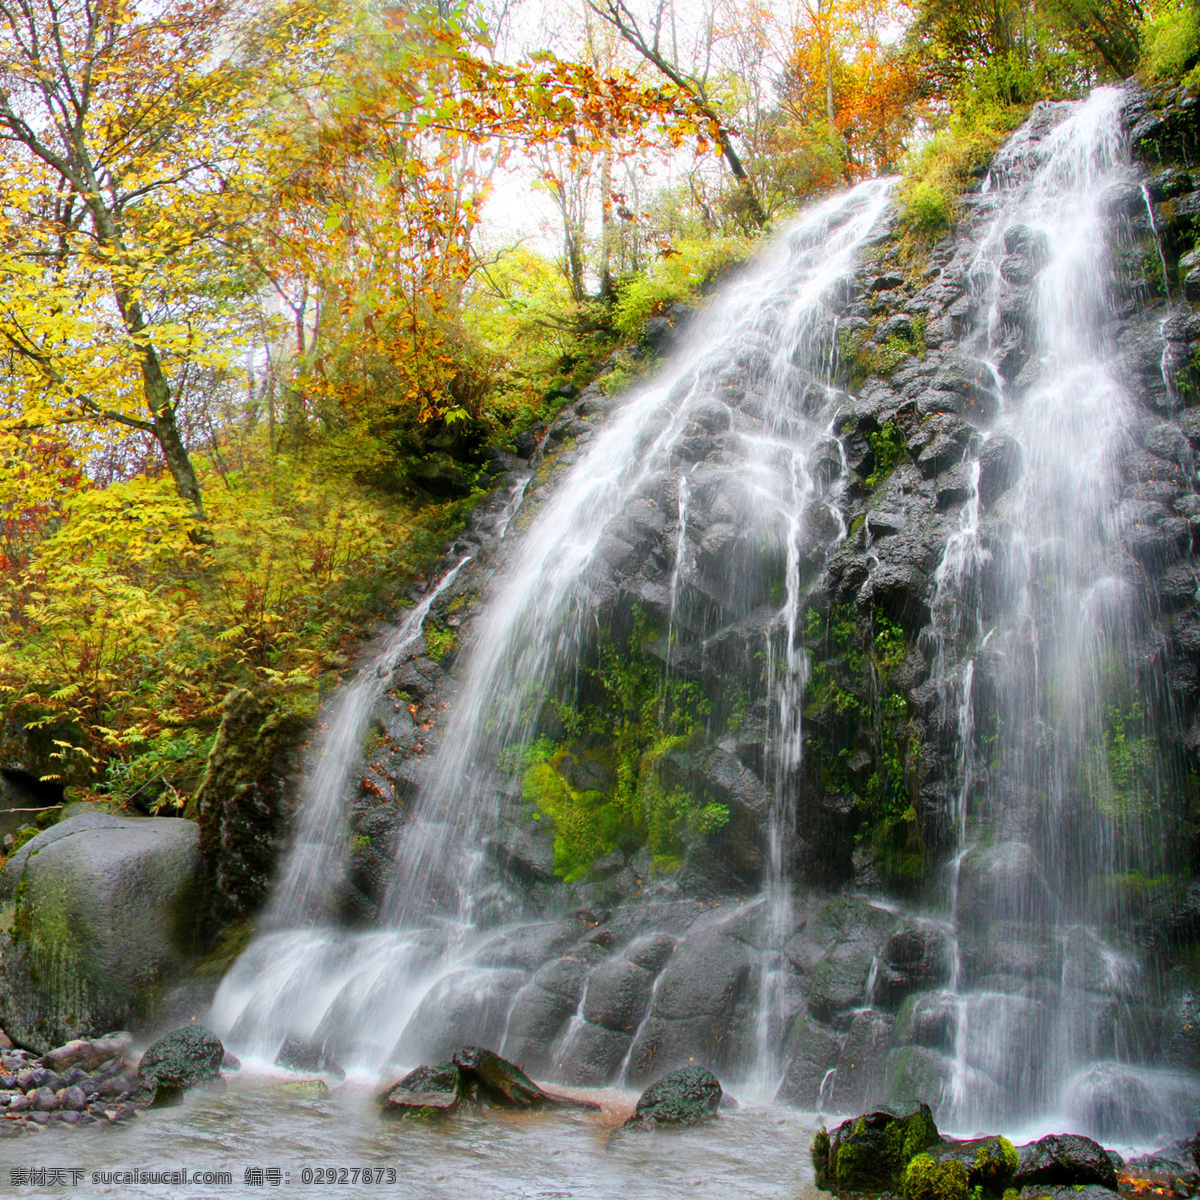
xmin=0 ymin=1031 xmax=144 ymax=1137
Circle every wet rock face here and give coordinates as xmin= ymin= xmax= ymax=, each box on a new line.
xmin=194 ymin=687 xmax=306 ymax=935
xmin=260 ymin=87 xmax=1200 ymax=1121
xmin=376 ymin=1046 xmax=599 ymax=1120
xmin=1013 ymin=1134 xmax=1119 ymax=1192
xmin=274 ymin=1035 xmax=345 ymax=1080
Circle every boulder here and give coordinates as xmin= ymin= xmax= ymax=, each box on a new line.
xmin=378 ymin=1062 xmax=463 ymax=1118
xmin=903 ymin=1153 xmax=969 ymax=1200
xmin=616 ymin=1065 xmax=722 ymax=1134
xmin=136 ymin=1024 xmax=225 ymax=1106
xmin=875 ymin=921 xmax=953 ymax=1008
xmin=978 ymin=434 xmax=1024 ymax=506
xmin=1013 ymin=1134 xmax=1119 ymax=1191
xmin=818 ymin=1103 xmax=942 ymax=1194
xmin=376 ymin=1047 xmax=599 ymax=1120
xmin=274 ymin=1035 xmax=345 ymax=1080
xmin=1124 ymin=1134 xmax=1200 ymax=1181
xmin=776 ymin=1018 xmax=842 ymax=1107
xmin=929 ymin=1137 xmax=1019 ymax=1192
xmin=452 ymin=1045 xmax=599 ymax=1111
xmin=0 ymin=813 xmax=201 ymax=1052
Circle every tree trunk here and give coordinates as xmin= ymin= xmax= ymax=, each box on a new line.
xmin=89 ymin=200 xmax=208 ymax=521
xmin=599 ymin=144 xmax=615 ymax=299
xmin=819 ymin=0 xmax=835 ymax=130
xmin=714 ymin=125 xmax=768 ymax=228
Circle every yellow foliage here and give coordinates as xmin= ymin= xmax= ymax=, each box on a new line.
xmin=0 ymin=433 xmax=469 ymax=787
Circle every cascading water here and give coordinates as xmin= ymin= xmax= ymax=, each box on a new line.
xmin=212 ymin=178 xmax=897 ymax=1087
xmin=208 ymin=84 xmax=1199 ymax=1147
xmin=922 ymin=86 xmax=1199 ymax=1139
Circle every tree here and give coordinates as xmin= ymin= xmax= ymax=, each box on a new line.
xmin=0 ymin=0 xmax=260 ymax=525
xmin=247 ymin=0 xmax=701 ymax=466
xmin=778 ymin=0 xmax=918 ymax=182
xmin=586 ymin=0 xmax=768 ymax=228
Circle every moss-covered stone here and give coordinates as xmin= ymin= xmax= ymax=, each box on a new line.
xmin=620 ymin=1064 xmax=723 ymax=1130
xmin=137 ymin=1024 xmax=225 ymax=1106
xmin=813 ymin=1127 xmax=832 ymax=1190
xmin=904 ymin=1153 xmax=970 ymax=1200
xmin=929 ymin=1136 xmax=1019 ymax=1195
xmin=826 ymin=1104 xmax=942 ymax=1195
xmin=277 ymin=1079 xmax=331 ymax=1100
xmin=0 ymin=813 xmax=200 ymax=1052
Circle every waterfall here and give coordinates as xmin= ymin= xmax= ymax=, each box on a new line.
xmin=923 ymin=86 xmax=1197 ymax=1137
xmin=212 ymin=177 xmax=897 ymax=1079
xmin=208 ymin=84 xmax=1198 ymax=1142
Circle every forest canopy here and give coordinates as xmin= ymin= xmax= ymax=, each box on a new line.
xmin=0 ymin=0 xmax=1193 ymax=809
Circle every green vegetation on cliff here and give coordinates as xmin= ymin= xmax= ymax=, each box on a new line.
xmin=512 ymin=610 xmax=727 ymax=882
xmin=805 ymin=603 xmax=924 ymax=888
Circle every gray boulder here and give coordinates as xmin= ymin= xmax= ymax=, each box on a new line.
xmin=0 ymin=813 xmax=200 ymax=1052
xmin=136 ymin=1024 xmax=224 ymax=1106
xmin=615 ymin=1065 xmax=722 ymax=1135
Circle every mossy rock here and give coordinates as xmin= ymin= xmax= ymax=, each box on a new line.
xmin=930 ymin=1137 xmax=1019 ymax=1194
xmin=0 ymin=813 xmax=201 ymax=1052
xmin=904 ymin=1153 xmax=970 ymax=1200
xmin=138 ymin=1024 xmax=225 ymax=1106
xmin=827 ymin=1103 xmax=942 ymax=1194
xmin=813 ymin=1127 xmax=832 ymax=1190
xmin=192 ymin=688 xmax=307 ymax=938
xmin=622 ymin=1065 xmax=722 ymax=1130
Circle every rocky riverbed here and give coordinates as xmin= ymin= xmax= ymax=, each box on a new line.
xmin=1 ymin=1044 xmax=821 ymax=1199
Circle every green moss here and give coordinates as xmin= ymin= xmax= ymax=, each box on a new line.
xmin=888 ymin=1106 xmax=942 ymax=1170
xmin=837 ymin=1140 xmax=877 ymax=1187
xmin=967 ymin=1137 xmax=1019 ymax=1192
xmin=840 ymin=319 xmax=925 ymax=391
xmin=278 ymin=1079 xmax=331 ymax=1100
xmin=424 ymin=623 xmax=456 ymax=663
xmin=8 ymin=825 xmax=41 ymax=856
xmin=804 ymin=603 xmax=923 ymax=890
xmin=192 ymin=920 xmax=255 ymax=978
xmin=350 ymin=833 xmax=371 ymax=854
xmin=1144 ymin=245 xmax=1168 ymax=298
xmin=812 ymin=1127 xmax=832 ymax=1191
xmin=865 ymin=420 xmax=909 ymax=489
xmin=905 ymin=1154 xmax=970 ymax=1200
xmin=513 ymin=607 xmax=725 ymax=882
xmin=999 ymin=1138 xmax=1018 ymax=1177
